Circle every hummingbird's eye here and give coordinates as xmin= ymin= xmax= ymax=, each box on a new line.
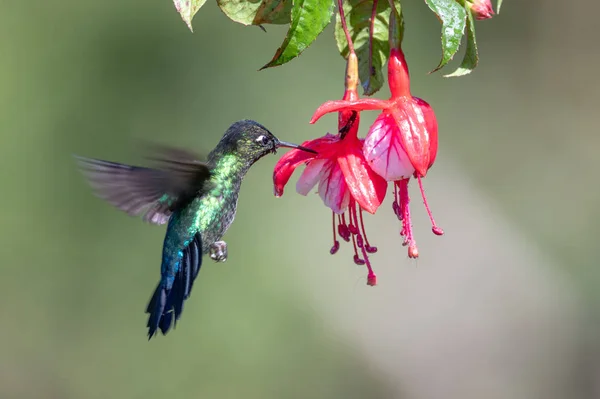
xmin=256 ymin=135 xmax=270 ymax=147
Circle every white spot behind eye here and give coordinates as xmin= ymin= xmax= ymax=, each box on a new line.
xmin=256 ymin=135 xmax=269 ymax=146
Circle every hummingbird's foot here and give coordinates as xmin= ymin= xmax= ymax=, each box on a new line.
xmin=209 ymin=241 xmax=228 ymax=262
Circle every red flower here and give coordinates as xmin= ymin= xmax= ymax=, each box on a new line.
xmin=273 ymin=113 xmax=385 ymax=215
xmin=310 ymin=47 xmax=443 ymax=258
xmin=273 ymin=54 xmax=386 ymax=285
xmin=311 ymin=48 xmax=436 ymax=178
xmin=468 ymin=0 xmax=494 ymax=20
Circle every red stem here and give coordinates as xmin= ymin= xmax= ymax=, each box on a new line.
xmin=368 ymin=0 xmax=379 ymax=78
xmin=337 ymin=0 xmax=356 ymax=56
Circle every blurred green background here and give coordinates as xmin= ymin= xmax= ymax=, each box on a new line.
xmin=2 ymin=1 xmax=599 ymax=398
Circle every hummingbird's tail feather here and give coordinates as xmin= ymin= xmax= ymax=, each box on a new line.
xmin=146 ymin=233 xmax=203 ymax=339
xmin=146 ymin=282 xmax=168 ymax=338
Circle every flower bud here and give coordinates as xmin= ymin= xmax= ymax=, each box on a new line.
xmin=467 ymin=0 xmax=494 ymax=20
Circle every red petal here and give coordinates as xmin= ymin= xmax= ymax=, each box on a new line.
xmin=338 ymin=107 xmax=360 ymax=140
xmin=273 ymin=149 xmax=314 ymax=197
xmin=389 ymin=101 xmax=434 ymax=177
xmin=388 ymin=48 xmax=411 ymax=98
xmin=310 ymin=99 xmax=389 ymax=124
xmin=413 ymin=98 xmax=438 ymax=169
xmin=273 ymin=135 xmax=341 ymax=196
xmin=338 ymin=145 xmax=388 ymax=214
xmin=338 ymin=80 xmax=360 ymax=130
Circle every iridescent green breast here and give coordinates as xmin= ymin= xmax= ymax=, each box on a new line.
xmin=186 ymin=154 xmax=244 ymax=251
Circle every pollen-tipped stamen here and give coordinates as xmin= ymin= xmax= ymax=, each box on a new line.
xmin=348 ymin=204 xmax=365 ymax=265
xmin=359 ymin=208 xmax=377 ymax=253
xmin=416 ymin=176 xmax=444 ymax=236
xmin=330 ymin=202 xmax=378 ymax=284
xmin=347 ymin=204 xmax=359 ymax=235
xmin=352 ymin=235 xmax=365 ymax=265
xmin=358 ymin=237 xmax=377 ymax=286
xmin=330 ymin=212 xmax=340 ymax=254
xmin=338 ymin=214 xmax=351 ymax=242
xmin=350 ymin=202 xmax=378 ymax=285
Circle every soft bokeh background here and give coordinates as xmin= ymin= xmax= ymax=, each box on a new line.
xmin=2 ymin=1 xmax=599 ymax=398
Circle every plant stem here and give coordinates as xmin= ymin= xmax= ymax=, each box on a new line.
xmin=368 ymin=0 xmax=379 ymax=78
xmin=337 ymin=0 xmax=356 ymax=56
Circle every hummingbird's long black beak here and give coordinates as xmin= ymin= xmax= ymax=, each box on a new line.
xmin=275 ymin=140 xmax=317 ymax=154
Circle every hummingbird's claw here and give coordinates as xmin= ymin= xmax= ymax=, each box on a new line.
xmin=209 ymin=241 xmax=228 ymax=262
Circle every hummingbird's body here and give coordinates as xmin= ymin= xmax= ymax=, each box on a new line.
xmin=77 ymin=120 xmax=314 ymax=339
xmin=165 ymin=153 xmax=248 ymax=262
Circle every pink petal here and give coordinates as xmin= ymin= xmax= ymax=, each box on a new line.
xmin=296 ymin=158 xmax=328 ymax=196
xmin=310 ymin=99 xmax=389 ymax=124
xmin=338 ymin=148 xmax=387 ymax=214
xmin=364 ymin=112 xmax=415 ymax=181
xmin=318 ymin=161 xmax=350 ymax=214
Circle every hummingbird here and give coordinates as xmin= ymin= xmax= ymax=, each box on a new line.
xmin=76 ymin=120 xmax=316 ymax=339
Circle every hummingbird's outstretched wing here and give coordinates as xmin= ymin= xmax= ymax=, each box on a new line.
xmin=75 ymin=147 xmax=212 ymax=225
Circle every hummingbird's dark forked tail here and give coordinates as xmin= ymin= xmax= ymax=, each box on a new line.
xmin=146 ymin=232 xmax=203 ymax=339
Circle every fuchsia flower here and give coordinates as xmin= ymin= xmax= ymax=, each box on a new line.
xmin=468 ymin=0 xmax=494 ymax=20
xmin=310 ymin=46 xmax=443 ymax=259
xmin=273 ymin=54 xmax=386 ymax=285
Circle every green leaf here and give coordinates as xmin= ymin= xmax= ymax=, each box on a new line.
xmin=334 ymin=0 xmax=394 ymax=96
xmin=444 ymin=6 xmax=478 ymax=77
xmin=217 ymin=0 xmax=292 ymax=26
xmin=497 ymin=0 xmax=503 ymax=13
xmin=261 ymin=0 xmax=334 ymax=69
xmin=424 ymin=0 xmax=467 ymax=73
xmin=173 ymin=0 xmax=208 ymax=32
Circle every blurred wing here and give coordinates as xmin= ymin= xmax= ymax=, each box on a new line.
xmin=142 ymin=142 xmax=208 ymax=165
xmin=75 ymin=147 xmax=212 ymax=225
xmin=144 ymin=144 xmax=214 ymax=205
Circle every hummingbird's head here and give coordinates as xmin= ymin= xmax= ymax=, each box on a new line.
xmin=215 ymin=120 xmax=315 ymax=165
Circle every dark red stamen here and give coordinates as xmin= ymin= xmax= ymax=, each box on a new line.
xmin=338 ymin=214 xmax=351 ymax=241
xmin=330 ymin=212 xmax=340 ymax=254
xmin=417 ymin=176 xmax=444 ymax=236
xmin=352 ymin=232 xmax=365 ymax=265
xmin=349 ymin=206 xmax=364 ymax=264
xmin=329 ymin=201 xmax=377 ymax=285
xmin=347 ymin=204 xmax=359 ymax=235
xmin=359 ymin=208 xmax=377 ymax=253
xmin=360 ymin=244 xmax=377 ymax=286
